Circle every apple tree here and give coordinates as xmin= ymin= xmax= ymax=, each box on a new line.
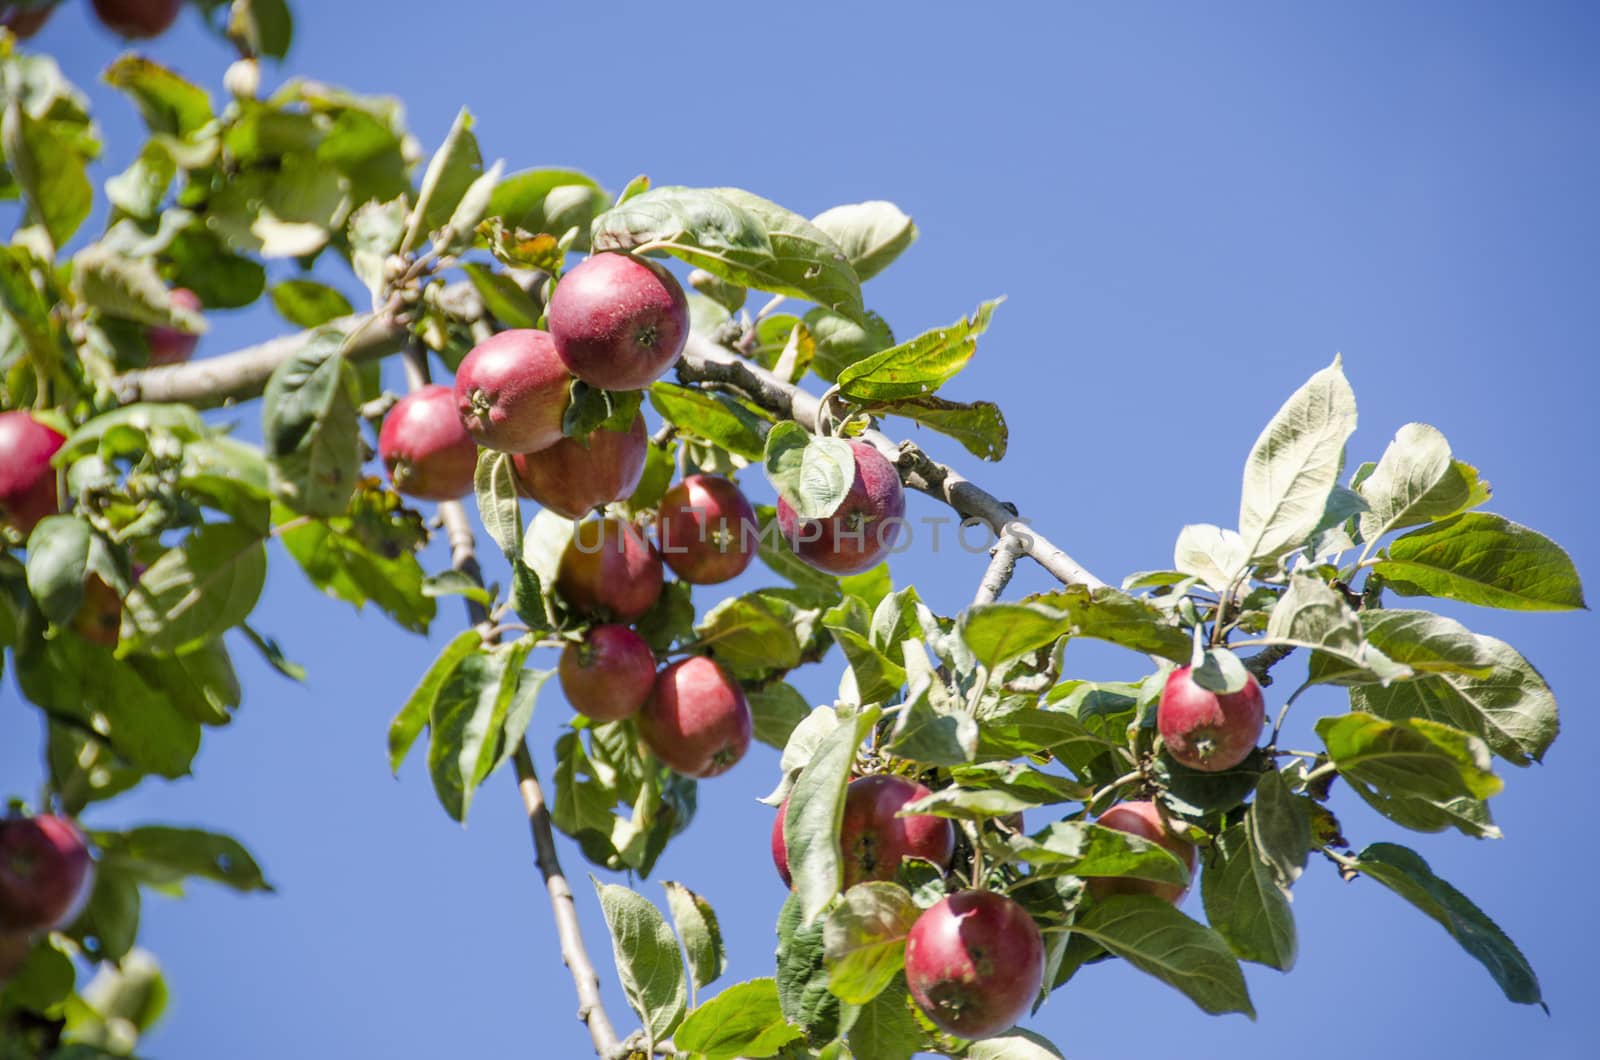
xmin=0 ymin=3 xmax=1585 ymax=1058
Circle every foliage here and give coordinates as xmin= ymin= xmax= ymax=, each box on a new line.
xmin=0 ymin=6 xmax=1582 ymax=1058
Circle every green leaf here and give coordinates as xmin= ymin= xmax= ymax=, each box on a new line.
xmin=443 ymin=159 xmax=504 ymax=255
xmin=474 ymin=448 xmax=523 ymax=559
xmin=103 ymin=56 xmax=212 ymax=137
xmin=872 ymin=394 xmax=1008 ymax=461
xmin=823 ymin=883 xmax=919 ymax=1004
xmin=693 ymin=593 xmax=807 ymax=682
xmin=1201 ymin=823 xmax=1297 ymax=971
xmin=1072 ymin=895 xmax=1255 ymax=1017
xmin=261 ymin=330 xmax=362 ymax=517
xmin=403 ymin=107 xmax=481 ymax=252
xmin=748 ymin=682 xmax=811 ymax=751
xmin=1355 ymin=422 xmax=1472 ymax=543
xmin=388 ymin=630 xmax=482 ymax=772
xmin=649 ymin=382 xmax=769 ymax=460
xmin=1237 ymin=355 xmax=1358 ymax=563
xmin=71 ymin=863 xmax=141 ymax=963
xmin=269 ymin=279 xmax=354 ymax=328
xmin=835 ymin=299 xmax=1002 ymax=403
xmin=461 ymin=262 xmax=542 ymax=329
xmin=228 ymin=0 xmax=294 ymax=59
xmin=486 ymin=167 xmax=608 ymax=245
xmin=95 ymin=826 xmax=272 ymax=892
xmin=886 ymin=651 xmax=975 ymax=766
xmin=124 ymin=523 xmax=266 ymax=654
xmin=788 ymin=707 xmax=880 ymax=926
xmin=674 ymin=979 xmax=802 ymax=1060
xmin=1355 ymin=842 xmax=1542 ymax=1007
xmin=1024 ymin=584 xmax=1193 ymax=663
xmin=776 ymin=890 xmax=846 ymax=1045
xmin=1374 ymin=512 xmax=1586 ymax=611
xmin=1267 ymin=573 xmax=1410 ymax=685
xmin=811 ymin=201 xmax=918 ymax=282
xmin=105 ymin=141 xmax=176 ymax=219
xmin=663 ymin=880 xmax=726 ymax=993
xmin=593 ymin=879 xmax=689 ymax=1043
xmin=73 ymin=244 xmax=204 ymax=329
xmin=2 ymin=101 xmax=93 ymax=248
xmin=1316 ymin=713 xmax=1502 ymax=837
xmin=765 ymin=422 xmax=855 ymax=519
xmin=1173 ymin=523 xmax=1248 ymax=594
xmin=3 ymin=934 xmax=75 ymax=1011
xmin=426 ymin=640 xmax=538 ymax=822
xmin=960 ymin=602 xmax=1068 ymax=671
xmin=1249 ymin=768 xmax=1310 ymax=889
xmin=25 ymin=515 xmax=92 ymax=625
xmin=591 ymin=186 xmax=864 ymax=317
xmin=130 ymin=637 xmax=242 ymax=726
xmin=844 ymin=978 xmax=921 ymax=1060
xmin=806 ymin=307 xmax=894 ymax=383
xmin=1349 ymin=624 xmax=1557 ymax=766
xmin=277 ymin=500 xmax=435 ymax=635
xmin=1014 ymin=821 xmax=1192 ymax=888
xmin=967 ymin=1029 xmax=1068 ymax=1059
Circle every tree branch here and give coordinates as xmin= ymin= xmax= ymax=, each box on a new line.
xmin=973 ymin=529 xmax=1027 ymax=606
xmin=677 ymin=332 xmax=1106 ymax=591
xmin=400 ymin=345 xmax=621 ymax=1058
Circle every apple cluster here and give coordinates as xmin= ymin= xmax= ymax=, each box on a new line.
xmin=0 ymin=815 xmax=93 ymax=982
xmin=2 ymin=0 xmax=185 ymax=40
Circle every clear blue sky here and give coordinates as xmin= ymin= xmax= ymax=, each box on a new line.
xmin=6 ymin=1 xmax=1598 ymax=1056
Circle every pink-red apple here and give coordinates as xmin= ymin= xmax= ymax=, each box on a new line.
xmin=558 ymin=624 xmax=657 ymax=722
xmin=0 ymin=815 xmax=92 ymax=934
xmin=841 ymin=775 xmax=954 ymax=888
xmin=454 ymin=329 xmax=572 ymax=454
xmin=1 ymin=3 xmax=54 ymax=38
xmin=776 ymin=439 xmax=905 ymax=575
xmin=548 ymin=253 xmax=689 ymax=391
xmin=512 ymin=413 xmax=647 ymax=518
xmin=0 ymin=411 xmax=65 ymax=535
xmin=555 ymin=517 xmax=663 ymax=622
xmin=1090 ymin=800 xmax=1198 ymax=905
xmin=638 ymin=656 xmax=752 ymax=779
xmin=656 ymin=474 xmax=757 ymax=585
xmin=380 ymin=384 xmax=478 ymax=501
xmin=146 ymin=287 xmax=202 ymax=366
xmin=1157 ymin=665 xmax=1265 ymax=772
xmin=772 ymin=796 xmax=793 ymax=886
xmin=90 ymin=0 xmax=181 ymax=38
xmin=905 ymin=889 xmax=1045 ymax=1039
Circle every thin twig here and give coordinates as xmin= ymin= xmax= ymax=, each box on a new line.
xmin=972 ymin=529 xmax=1026 ymax=606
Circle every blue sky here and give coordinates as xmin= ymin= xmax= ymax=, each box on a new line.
xmin=6 ymin=1 xmax=1598 ymax=1056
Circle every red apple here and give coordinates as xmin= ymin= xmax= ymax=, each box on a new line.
xmin=1 ymin=3 xmax=54 ymax=38
xmin=0 ymin=815 xmax=93 ymax=934
xmin=840 ymin=775 xmax=954 ymax=888
xmin=90 ymin=0 xmax=181 ymax=38
xmin=656 ymin=474 xmax=758 ymax=585
xmin=776 ymin=439 xmax=905 ymax=575
xmin=638 ymin=656 xmax=752 ymax=779
xmin=1090 ymin=800 xmax=1198 ymax=905
xmin=146 ymin=287 xmax=202 ymax=366
xmin=380 ymin=384 xmax=478 ymax=501
xmin=511 ymin=413 xmax=647 ymax=518
xmin=454 ymin=329 xmax=573 ymax=454
xmin=555 ymin=517 xmax=663 ymax=622
xmin=558 ymin=624 xmax=657 ymax=722
xmin=1157 ymin=665 xmax=1265 ymax=772
xmin=548 ymin=253 xmax=689 ymax=391
xmin=0 ymin=411 xmax=65 ymax=535
xmin=70 ymin=573 xmax=123 ymax=648
xmin=905 ymin=890 xmax=1045 ymax=1040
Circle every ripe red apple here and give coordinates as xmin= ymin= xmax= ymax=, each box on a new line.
xmin=558 ymin=624 xmax=657 ymax=722
xmin=1 ymin=2 xmax=55 ymax=38
xmin=840 ymin=775 xmax=955 ymax=888
xmin=905 ymin=890 xmax=1045 ymax=1040
xmin=70 ymin=573 xmax=123 ymax=648
xmin=0 ymin=815 xmax=92 ymax=934
xmin=1089 ymin=800 xmax=1198 ymax=905
xmin=555 ymin=517 xmax=663 ymax=622
xmin=511 ymin=413 xmax=647 ymax=518
xmin=638 ymin=656 xmax=752 ymax=779
xmin=776 ymin=439 xmax=905 ymax=575
xmin=0 ymin=411 xmax=65 ymax=535
xmin=548 ymin=253 xmax=689 ymax=391
xmin=454 ymin=329 xmax=573 ymax=454
xmin=90 ymin=0 xmax=181 ymax=38
xmin=1157 ymin=665 xmax=1265 ymax=772
xmin=656 ymin=474 xmax=757 ymax=585
xmin=146 ymin=287 xmax=202 ymax=366
xmin=379 ymin=384 xmax=478 ymax=501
